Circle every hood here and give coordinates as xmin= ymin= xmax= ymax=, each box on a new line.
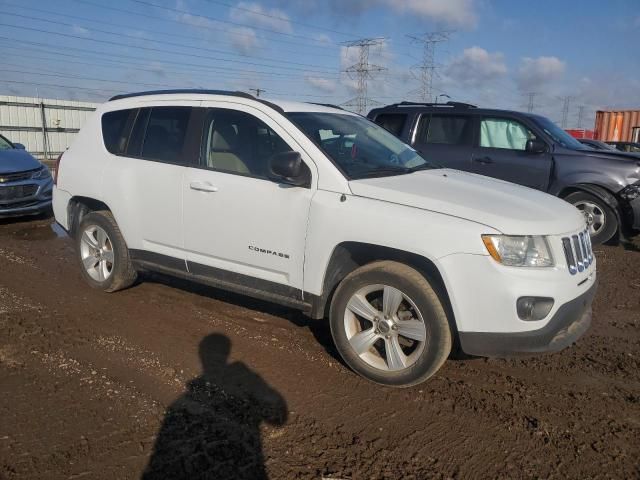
xmin=0 ymin=148 xmax=41 ymax=174
xmin=571 ymin=148 xmax=640 ymax=162
xmin=349 ymin=169 xmax=585 ymax=235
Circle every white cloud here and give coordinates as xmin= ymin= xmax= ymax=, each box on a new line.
xmin=174 ymin=0 xmax=217 ymax=29
xmin=305 ymin=76 xmax=337 ymax=93
xmin=230 ymin=2 xmax=292 ymax=34
xmin=228 ymin=27 xmax=259 ymax=54
xmin=72 ymin=25 xmax=89 ymax=35
xmin=517 ymin=56 xmax=566 ymax=91
xmin=446 ymin=47 xmax=507 ymax=87
xmin=313 ymin=33 xmax=332 ymax=45
xmin=383 ymin=0 xmax=477 ymax=28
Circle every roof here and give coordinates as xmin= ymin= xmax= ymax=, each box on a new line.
xmin=107 ymin=89 xmax=350 ymax=115
xmin=368 ymin=101 xmax=539 ymax=119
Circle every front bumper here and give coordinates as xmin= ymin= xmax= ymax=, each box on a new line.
xmin=459 ymin=280 xmax=596 ymax=357
xmin=0 ymin=179 xmax=53 ymax=217
xmin=629 ymin=196 xmax=640 ymax=230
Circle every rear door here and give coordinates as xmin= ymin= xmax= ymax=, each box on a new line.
xmin=471 ymin=116 xmax=552 ymax=190
xmin=102 ymin=103 xmax=202 ymax=265
xmin=412 ymin=113 xmax=475 ymax=171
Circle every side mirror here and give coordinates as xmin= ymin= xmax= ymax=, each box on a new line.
xmin=526 ymin=139 xmax=547 ymax=153
xmin=268 ymin=151 xmax=310 ymax=187
xmin=13 ymin=143 xmax=26 ymax=150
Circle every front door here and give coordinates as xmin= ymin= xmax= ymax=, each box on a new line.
xmin=471 ymin=116 xmax=552 ymax=191
xmin=183 ymin=106 xmax=314 ymax=292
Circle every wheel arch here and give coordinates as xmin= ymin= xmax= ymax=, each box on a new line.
xmin=559 ymin=183 xmax=624 ymax=237
xmin=67 ymin=196 xmax=112 ymax=238
xmin=309 ymin=242 xmax=460 ymax=348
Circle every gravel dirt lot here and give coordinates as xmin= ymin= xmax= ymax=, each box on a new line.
xmin=1 ymin=215 xmax=639 ymax=479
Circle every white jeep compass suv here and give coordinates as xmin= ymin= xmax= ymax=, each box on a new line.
xmin=53 ymin=90 xmax=597 ymax=387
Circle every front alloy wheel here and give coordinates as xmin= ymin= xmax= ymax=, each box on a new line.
xmin=330 ymin=261 xmax=452 ymax=387
xmin=344 ymin=284 xmax=427 ymax=371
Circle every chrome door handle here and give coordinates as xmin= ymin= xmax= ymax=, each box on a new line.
xmin=189 ymin=182 xmax=218 ymax=192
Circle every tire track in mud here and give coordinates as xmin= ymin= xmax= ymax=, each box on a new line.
xmin=1 ymin=218 xmax=640 ymax=479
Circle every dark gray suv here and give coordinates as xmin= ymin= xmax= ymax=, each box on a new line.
xmin=368 ymin=102 xmax=640 ymax=245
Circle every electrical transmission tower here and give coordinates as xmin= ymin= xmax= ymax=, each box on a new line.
xmin=560 ymin=96 xmax=573 ymax=128
xmin=577 ymin=105 xmax=585 ymax=129
xmin=407 ymin=31 xmax=451 ymax=102
xmin=342 ymin=38 xmax=387 ymax=114
xmin=526 ymin=92 xmax=537 ymax=113
xmin=249 ymin=88 xmax=266 ymax=97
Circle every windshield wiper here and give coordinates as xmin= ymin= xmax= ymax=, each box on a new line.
xmin=408 ymin=163 xmax=436 ymax=173
xmin=354 ymin=167 xmax=410 ymax=179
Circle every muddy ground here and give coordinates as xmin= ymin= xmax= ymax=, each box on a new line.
xmin=1 ymin=215 xmax=639 ymax=480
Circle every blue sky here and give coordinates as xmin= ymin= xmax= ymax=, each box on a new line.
xmin=1 ymin=0 xmax=638 ymax=128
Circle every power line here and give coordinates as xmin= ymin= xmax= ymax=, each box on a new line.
xmin=0 ymin=37 xmax=340 ymax=80
xmin=406 ymin=32 xmax=451 ymax=102
xmin=0 ymin=23 xmax=338 ymax=74
xmin=1 ymin=12 xmax=337 ymax=71
xmin=71 ymin=0 xmax=340 ymax=50
xmin=341 ymin=38 xmax=387 ymax=114
xmin=200 ymin=0 xmax=353 ymax=38
xmin=0 ymin=2 xmax=341 ymax=60
xmin=128 ymin=0 xmax=343 ymax=45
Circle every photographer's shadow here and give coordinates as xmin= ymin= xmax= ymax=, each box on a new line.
xmin=142 ymin=334 xmax=287 ymax=480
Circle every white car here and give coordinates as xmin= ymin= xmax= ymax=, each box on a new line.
xmin=53 ymin=90 xmax=597 ymax=387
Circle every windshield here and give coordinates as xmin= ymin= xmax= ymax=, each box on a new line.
xmin=533 ymin=116 xmax=586 ymax=150
xmin=286 ymin=112 xmax=435 ymax=179
xmin=0 ymin=135 xmax=13 ymax=151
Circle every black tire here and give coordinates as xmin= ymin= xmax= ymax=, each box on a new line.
xmin=75 ymin=210 xmax=137 ymax=292
xmin=329 ymin=261 xmax=452 ymax=387
xmin=564 ymin=191 xmax=618 ymax=245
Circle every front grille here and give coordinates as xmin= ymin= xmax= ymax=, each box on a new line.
xmin=561 ymin=229 xmax=593 ymax=275
xmin=0 ymin=169 xmax=38 ymax=183
xmin=0 ymin=184 xmax=39 ymax=202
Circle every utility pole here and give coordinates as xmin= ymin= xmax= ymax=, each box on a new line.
xmin=341 ymin=38 xmax=387 ymax=114
xmin=526 ymin=92 xmax=537 ymax=113
xmin=407 ymin=31 xmax=451 ymax=103
xmin=577 ymin=105 xmax=585 ymax=129
xmin=560 ymin=96 xmax=573 ymax=129
xmin=249 ymin=88 xmax=265 ymax=97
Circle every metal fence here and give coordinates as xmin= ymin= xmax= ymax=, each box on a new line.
xmin=0 ymin=95 xmax=97 ymax=168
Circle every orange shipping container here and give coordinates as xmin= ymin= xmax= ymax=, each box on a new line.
xmin=594 ymin=109 xmax=640 ymax=142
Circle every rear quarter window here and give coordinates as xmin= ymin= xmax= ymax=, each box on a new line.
xmin=374 ymin=113 xmax=407 ymax=137
xmin=101 ymin=109 xmax=136 ymax=154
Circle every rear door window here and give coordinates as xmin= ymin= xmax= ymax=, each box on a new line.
xmin=141 ymin=107 xmax=192 ymax=163
xmin=374 ymin=113 xmax=407 ymax=137
xmin=418 ymin=114 xmax=473 ymax=146
xmin=101 ymin=109 xmax=136 ymax=154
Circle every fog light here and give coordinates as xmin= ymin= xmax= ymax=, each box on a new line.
xmin=517 ymin=297 xmax=554 ymax=321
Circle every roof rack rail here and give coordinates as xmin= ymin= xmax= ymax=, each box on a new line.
xmin=390 ymin=101 xmax=477 ymax=109
xmin=107 ymin=88 xmax=285 ymax=114
xmin=108 ymin=89 xmax=255 ymax=102
xmin=308 ymin=102 xmax=344 ymax=110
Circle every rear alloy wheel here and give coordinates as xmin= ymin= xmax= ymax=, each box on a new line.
xmin=565 ymin=191 xmax=618 ymax=245
xmin=80 ymin=225 xmax=114 ymax=282
xmin=330 ymin=261 xmax=452 ymax=387
xmin=76 ymin=211 xmax=137 ymax=292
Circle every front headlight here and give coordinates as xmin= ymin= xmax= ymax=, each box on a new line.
xmin=31 ymin=166 xmax=51 ymax=180
xmin=482 ymin=235 xmax=554 ymax=267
